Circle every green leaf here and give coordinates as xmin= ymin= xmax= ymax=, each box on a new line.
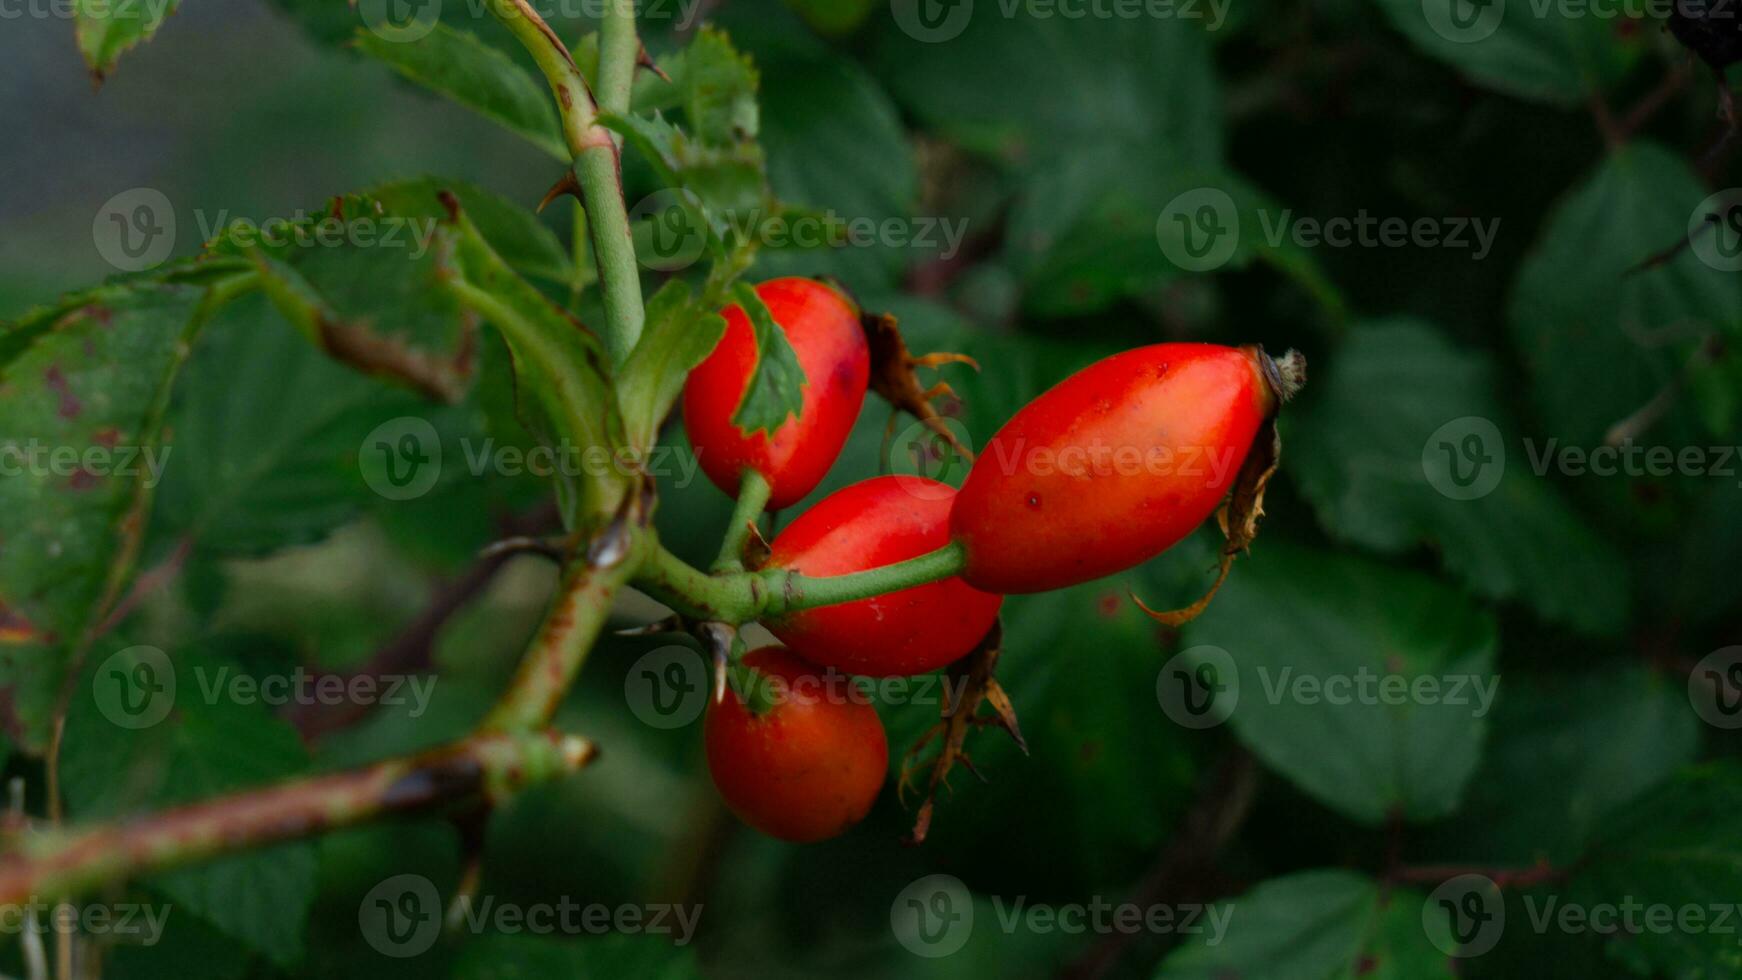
xmin=1424 ymin=665 xmax=1697 ymax=866
xmin=1569 ymin=762 xmax=1742 ymax=978
xmin=365 ymin=177 xmax=575 ymax=287
xmin=617 ymin=280 xmax=727 ymax=452
xmin=75 ymin=0 xmax=183 ymax=81
xmin=1156 ymin=871 xmax=1455 ymax=979
xmin=61 ymin=645 xmax=318 ymax=968
xmin=1182 ymin=545 xmax=1498 ymax=825
xmin=1509 ymin=143 xmax=1741 ymax=449
xmin=1009 ymin=160 xmax=1343 ymax=318
xmin=210 ymin=188 xmax=479 ymax=403
xmin=1370 ymin=0 xmax=1644 ymax=107
xmin=870 ymin=12 xmax=1221 ymax=173
xmin=756 ymin=44 xmax=920 ymax=288
xmin=153 ymin=291 xmax=439 ymax=556
xmin=727 ymin=280 xmax=807 ymax=436
xmin=1288 ymin=319 xmax=1627 ymax=634
xmin=0 ymin=279 xmax=224 ymax=750
xmin=452 ymin=933 xmax=701 ymax=980
xmin=352 ymin=24 xmax=569 ymax=161
xmin=607 ymin=110 xmax=774 ymax=243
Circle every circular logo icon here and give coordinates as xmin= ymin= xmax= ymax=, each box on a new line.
xmin=93 ymin=188 xmax=176 ymax=273
xmin=1157 ymin=188 xmax=1239 ymax=273
xmin=1689 ymin=645 xmax=1742 ymax=729
xmin=357 ymin=0 xmax=442 ymax=43
xmin=629 ymin=190 xmax=710 ymax=272
xmin=1425 ymin=874 xmax=1504 ymax=957
xmin=891 ymin=874 xmax=973 ymax=958
xmin=883 ymin=416 xmax=974 ymax=501
xmin=92 ymin=645 xmax=176 ymax=729
xmin=1689 ymin=190 xmax=1742 ymax=272
xmin=1157 ymin=645 xmax=1239 ymax=729
xmin=890 ymin=0 xmax=974 ymax=42
xmin=1421 ymin=416 xmax=1505 ymax=501
xmin=625 ymin=646 xmax=709 ymax=729
xmin=359 ymin=874 xmax=441 ymax=958
xmin=1420 ymin=0 xmax=1503 ymax=43
xmin=359 ymin=417 xmax=442 ymax=501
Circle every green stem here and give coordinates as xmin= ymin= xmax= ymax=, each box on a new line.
xmin=636 ymin=538 xmax=969 ymax=624
xmin=576 ymin=144 xmax=645 ymax=364
xmin=596 ymin=0 xmax=639 ymax=120
xmin=483 ymin=0 xmax=645 ymax=364
xmin=713 ymin=469 xmax=773 ymax=571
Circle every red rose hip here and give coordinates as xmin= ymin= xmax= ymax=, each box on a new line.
xmin=683 ymin=277 xmax=870 ymax=509
xmin=705 ymin=647 xmax=888 ymax=842
xmin=950 ymin=343 xmax=1287 ymax=594
xmin=766 ymin=475 xmax=1002 ymax=677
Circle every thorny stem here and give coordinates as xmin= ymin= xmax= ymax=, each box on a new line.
xmin=712 ymin=469 xmax=773 ymax=571
xmin=596 ymin=0 xmax=640 ymax=122
xmin=0 ymin=731 xmax=597 ymax=906
xmin=486 ymin=0 xmax=645 ymax=364
xmin=636 ymin=538 xmax=970 ymax=624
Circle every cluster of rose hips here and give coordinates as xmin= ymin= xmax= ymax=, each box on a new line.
xmin=683 ymin=278 xmax=1290 ymax=842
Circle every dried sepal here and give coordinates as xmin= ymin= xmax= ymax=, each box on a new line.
xmin=862 ymin=311 xmax=978 ymax=464
xmin=898 ymin=621 xmax=1024 ymax=844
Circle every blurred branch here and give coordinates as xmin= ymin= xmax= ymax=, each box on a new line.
xmin=1063 ymin=749 xmax=1259 ymax=980
xmin=0 ymin=730 xmax=597 ymax=906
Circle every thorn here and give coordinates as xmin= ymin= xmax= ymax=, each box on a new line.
xmin=538 ymin=171 xmax=583 ymax=214
xmin=478 ymin=534 xmax=572 ymax=564
xmin=637 ymin=43 xmax=671 ymax=82
xmin=615 ymin=615 xmax=685 ymax=638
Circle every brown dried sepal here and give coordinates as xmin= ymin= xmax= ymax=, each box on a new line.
xmin=861 ymin=312 xmax=978 ymax=465
xmin=898 ymin=620 xmax=1025 ymax=844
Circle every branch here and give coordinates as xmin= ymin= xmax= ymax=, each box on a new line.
xmin=633 ymin=538 xmax=970 ymax=624
xmin=0 ymin=730 xmax=596 ymax=905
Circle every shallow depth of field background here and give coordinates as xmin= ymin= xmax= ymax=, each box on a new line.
xmin=3 ymin=0 xmax=1740 ymax=978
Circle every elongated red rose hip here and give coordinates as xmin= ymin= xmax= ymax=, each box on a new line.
xmin=950 ymin=343 xmax=1293 ymax=594
xmin=706 ymin=647 xmax=888 ymax=843
xmin=684 ymin=277 xmax=870 ymax=509
xmin=766 ymin=475 xmax=1002 ymax=677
